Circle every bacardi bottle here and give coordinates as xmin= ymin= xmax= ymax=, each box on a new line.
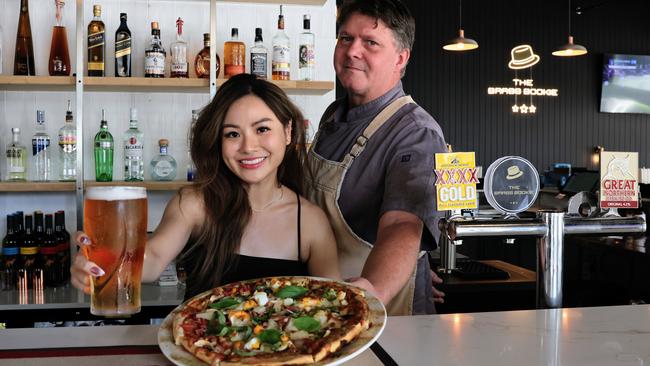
xmin=124 ymin=108 xmax=144 ymax=181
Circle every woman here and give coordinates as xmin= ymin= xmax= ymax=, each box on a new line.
xmin=71 ymin=74 xmax=340 ymax=299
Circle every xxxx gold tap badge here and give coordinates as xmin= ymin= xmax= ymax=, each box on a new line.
xmin=600 ymin=151 xmax=639 ymax=208
xmin=435 ymin=152 xmax=479 ymax=210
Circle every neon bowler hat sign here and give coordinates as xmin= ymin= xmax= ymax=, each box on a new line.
xmin=487 ymin=44 xmax=558 ymax=114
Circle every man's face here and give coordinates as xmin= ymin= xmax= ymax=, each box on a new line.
xmin=334 ymin=13 xmax=410 ymax=106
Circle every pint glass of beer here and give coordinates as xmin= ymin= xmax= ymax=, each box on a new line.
xmin=84 ymin=186 xmax=147 ymax=316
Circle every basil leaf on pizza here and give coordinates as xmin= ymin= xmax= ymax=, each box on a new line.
xmin=172 ymin=277 xmax=371 ymax=365
xmin=276 ymin=285 xmax=308 ymax=298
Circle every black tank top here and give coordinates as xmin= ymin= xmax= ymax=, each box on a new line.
xmin=183 ymin=192 xmax=309 ymax=300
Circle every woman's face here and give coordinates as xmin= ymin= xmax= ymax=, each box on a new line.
xmin=221 ymin=95 xmax=292 ymax=187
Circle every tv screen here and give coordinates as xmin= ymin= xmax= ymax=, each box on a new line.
xmin=600 ymin=54 xmax=650 ymax=114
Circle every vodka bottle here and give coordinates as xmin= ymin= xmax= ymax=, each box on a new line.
xmin=93 ymin=110 xmax=113 ymax=182
xmin=150 ymin=139 xmax=177 ymax=181
xmin=32 ymin=111 xmax=52 ymax=181
xmin=272 ymin=6 xmax=290 ymax=80
xmin=123 ymin=108 xmax=144 ymax=181
xmin=250 ymin=28 xmax=268 ymax=80
xmin=6 ymin=128 xmax=27 ymax=181
xmin=58 ymin=100 xmax=76 ymax=181
xmin=298 ymin=14 xmax=315 ymax=81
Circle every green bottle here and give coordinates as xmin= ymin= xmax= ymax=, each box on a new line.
xmin=94 ymin=109 xmax=114 ymax=182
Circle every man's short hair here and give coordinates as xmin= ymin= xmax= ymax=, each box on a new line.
xmin=337 ymin=0 xmax=415 ymax=52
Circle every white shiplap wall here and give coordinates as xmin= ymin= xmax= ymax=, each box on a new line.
xmin=0 ymin=0 xmax=336 ymax=233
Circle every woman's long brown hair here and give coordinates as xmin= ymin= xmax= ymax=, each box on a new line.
xmin=180 ymin=73 xmax=308 ymax=295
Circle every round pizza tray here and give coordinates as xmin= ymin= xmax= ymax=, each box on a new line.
xmin=157 ymin=276 xmax=387 ymax=366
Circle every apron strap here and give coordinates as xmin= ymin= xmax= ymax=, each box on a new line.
xmin=342 ymin=95 xmax=416 ymax=166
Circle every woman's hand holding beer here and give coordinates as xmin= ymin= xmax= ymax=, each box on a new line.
xmin=70 ymin=231 xmax=105 ymax=295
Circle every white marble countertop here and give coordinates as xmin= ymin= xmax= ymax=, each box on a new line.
xmin=2 ymin=304 xmax=649 ymax=366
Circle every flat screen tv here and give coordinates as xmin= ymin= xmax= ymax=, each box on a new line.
xmin=600 ymin=53 xmax=650 ymax=114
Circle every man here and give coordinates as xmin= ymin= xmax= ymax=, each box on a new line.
xmin=304 ymin=0 xmax=447 ymax=315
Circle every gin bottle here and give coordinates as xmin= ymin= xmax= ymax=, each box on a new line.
xmin=170 ymin=17 xmax=188 ymax=78
xmin=58 ymin=100 xmax=76 ymax=181
xmin=272 ymin=5 xmax=290 ymax=80
xmin=250 ymin=28 xmax=268 ymax=80
xmin=150 ymin=139 xmax=177 ymax=181
xmin=94 ymin=110 xmax=113 ymax=182
xmin=32 ymin=111 xmax=52 ymax=181
xmin=124 ymin=108 xmax=144 ymax=181
xmin=6 ymin=128 xmax=27 ymax=181
xmin=299 ymin=14 xmax=315 ymax=81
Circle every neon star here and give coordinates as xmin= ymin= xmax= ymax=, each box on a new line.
xmin=512 ymin=104 xmax=519 ymax=113
xmin=520 ymin=104 xmax=529 ymax=113
xmin=529 ymin=104 xmax=537 ymax=113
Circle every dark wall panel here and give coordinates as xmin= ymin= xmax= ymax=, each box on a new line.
xmin=402 ymin=0 xmax=650 ymax=172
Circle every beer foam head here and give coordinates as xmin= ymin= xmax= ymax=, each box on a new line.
xmin=86 ymin=186 xmax=147 ymax=201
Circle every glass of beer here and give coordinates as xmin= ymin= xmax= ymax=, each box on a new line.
xmin=84 ymin=186 xmax=147 ymax=316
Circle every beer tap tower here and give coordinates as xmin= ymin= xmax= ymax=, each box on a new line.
xmin=437 ymin=156 xmax=646 ymax=309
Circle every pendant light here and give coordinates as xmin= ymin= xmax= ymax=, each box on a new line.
xmin=443 ymin=0 xmax=478 ymax=51
xmin=552 ymin=0 xmax=587 ymax=57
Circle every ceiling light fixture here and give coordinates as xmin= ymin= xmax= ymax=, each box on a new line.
xmin=443 ymin=0 xmax=478 ymax=52
xmin=552 ymin=0 xmax=587 ymax=57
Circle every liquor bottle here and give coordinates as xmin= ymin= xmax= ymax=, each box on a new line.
xmin=6 ymin=128 xmax=27 ymax=181
xmin=170 ymin=18 xmax=189 ymax=78
xmin=87 ymin=5 xmax=105 ymax=77
xmin=15 ymin=211 xmax=25 ymax=241
xmin=33 ymin=211 xmax=44 ymax=247
xmin=145 ymin=22 xmax=166 ymax=78
xmin=48 ymin=0 xmax=71 ymax=76
xmin=58 ymin=100 xmax=76 ymax=181
xmin=250 ymin=28 xmax=268 ymax=80
xmin=272 ymin=5 xmax=291 ymax=80
xmin=0 ymin=25 xmax=4 ymax=74
xmin=2 ymin=215 xmax=19 ymax=290
xmin=114 ymin=13 xmax=132 ymax=77
xmin=54 ymin=211 xmax=70 ymax=284
xmin=20 ymin=214 xmax=39 ymax=289
xmin=299 ymin=14 xmax=315 ymax=81
xmin=94 ymin=110 xmax=113 ymax=182
xmin=124 ymin=108 xmax=144 ymax=181
xmin=32 ymin=111 xmax=52 ymax=182
xmin=186 ymin=110 xmax=198 ymax=181
xmin=40 ymin=214 xmax=59 ymax=287
xmin=224 ymin=28 xmax=245 ymax=78
xmin=195 ymin=33 xmax=220 ymax=79
xmin=14 ymin=0 xmax=35 ymax=76
xmin=150 ymin=139 xmax=177 ymax=181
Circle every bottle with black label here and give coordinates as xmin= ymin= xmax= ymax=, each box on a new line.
xmin=19 ymin=214 xmax=39 ymax=289
xmin=2 ymin=215 xmax=20 ymax=290
xmin=87 ymin=4 xmax=105 ymax=77
xmin=40 ymin=214 xmax=59 ymax=287
xmin=250 ymin=28 xmax=268 ymax=80
xmin=145 ymin=22 xmax=165 ymax=78
xmin=114 ymin=13 xmax=131 ymax=77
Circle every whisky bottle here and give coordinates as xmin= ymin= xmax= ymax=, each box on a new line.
xmin=6 ymin=128 xmax=27 ymax=181
xmin=170 ymin=18 xmax=189 ymax=78
xmin=250 ymin=28 xmax=268 ymax=80
xmin=195 ymin=33 xmax=220 ymax=78
xmin=224 ymin=28 xmax=245 ymax=78
xmin=58 ymin=100 xmax=76 ymax=181
xmin=48 ymin=0 xmax=71 ymax=76
xmin=145 ymin=22 xmax=166 ymax=78
xmin=94 ymin=110 xmax=113 ymax=182
xmin=32 ymin=111 xmax=52 ymax=182
xmin=272 ymin=6 xmax=291 ymax=80
xmin=114 ymin=13 xmax=131 ymax=77
xmin=14 ymin=0 xmax=35 ymax=76
xmin=150 ymin=139 xmax=177 ymax=181
xmin=123 ymin=108 xmax=144 ymax=181
xmin=299 ymin=14 xmax=315 ymax=81
xmin=87 ymin=5 xmax=105 ymax=77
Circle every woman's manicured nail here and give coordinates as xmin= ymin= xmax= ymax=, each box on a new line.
xmin=90 ymin=267 xmax=105 ymax=276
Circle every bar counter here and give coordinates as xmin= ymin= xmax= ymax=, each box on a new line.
xmin=2 ymin=304 xmax=649 ymax=365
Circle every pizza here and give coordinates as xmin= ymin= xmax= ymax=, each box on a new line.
xmin=172 ymin=277 xmax=371 ymax=365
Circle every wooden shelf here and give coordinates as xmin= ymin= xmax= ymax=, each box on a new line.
xmin=85 ymin=180 xmax=193 ymax=191
xmin=223 ymin=0 xmax=326 ymax=4
xmin=84 ymin=77 xmax=209 ymax=93
xmin=0 ymin=182 xmax=75 ymax=192
xmin=0 ymin=76 xmax=75 ymax=91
